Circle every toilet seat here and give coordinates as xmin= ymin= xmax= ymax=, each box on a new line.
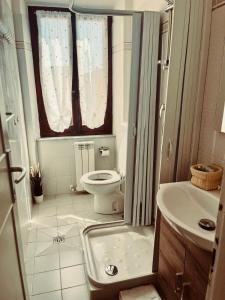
xmin=81 ymin=170 xmax=121 ymax=185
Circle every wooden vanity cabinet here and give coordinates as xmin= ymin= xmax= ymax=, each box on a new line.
xmin=157 ymin=216 xmax=212 ymax=300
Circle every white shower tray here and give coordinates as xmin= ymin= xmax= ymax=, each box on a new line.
xmin=82 ymin=221 xmax=155 ymax=288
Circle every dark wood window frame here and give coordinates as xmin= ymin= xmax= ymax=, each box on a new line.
xmin=28 ymin=6 xmax=112 ymax=137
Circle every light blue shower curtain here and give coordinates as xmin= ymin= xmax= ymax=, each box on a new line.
xmin=125 ymin=12 xmax=160 ymax=226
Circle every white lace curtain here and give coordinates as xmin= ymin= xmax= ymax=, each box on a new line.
xmin=76 ymin=15 xmax=108 ymax=129
xmin=37 ymin=11 xmax=73 ymax=133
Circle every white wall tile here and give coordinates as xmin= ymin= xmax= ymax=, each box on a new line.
xmin=112 ymin=16 xmax=131 ymax=173
xmin=212 ymin=132 xmax=225 ymax=162
xmin=38 ymin=136 xmax=116 ymax=196
xmin=56 ymin=176 xmax=73 ymax=195
xmin=198 ymin=7 xmax=225 ymax=167
xmin=132 ymin=0 xmax=166 ymax=11
xmin=43 ymin=177 xmax=57 ymax=196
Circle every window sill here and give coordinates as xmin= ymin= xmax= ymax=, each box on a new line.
xmin=37 ymin=134 xmax=115 ymax=142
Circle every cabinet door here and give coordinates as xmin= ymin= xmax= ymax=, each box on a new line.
xmin=182 ymin=244 xmax=212 ymax=300
xmin=158 ymin=217 xmax=186 ymax=299
xmin=158 ymin=216 xmax=212 ymax=300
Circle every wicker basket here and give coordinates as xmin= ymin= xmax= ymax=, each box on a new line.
xmin=190 ymin=164 xmax=223 ymax=191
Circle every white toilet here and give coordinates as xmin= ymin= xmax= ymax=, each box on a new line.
xmin=81 ymin=124 xmax=127 ymax=215
xmin=81 ymin=170 xmax=124 ymax=214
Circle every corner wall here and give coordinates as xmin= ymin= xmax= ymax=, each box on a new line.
xmin=132 ymin=0 xmax=166 ymax=11
xmin=37 ymin=136 xmax=116 ymax=195
xmin=112 ymin=14 xmax=132 ymax=173
xmin=12 ymin=0 xmax=40 ymax=166
xmin=198 ymin=5 xmax=225 ymax=169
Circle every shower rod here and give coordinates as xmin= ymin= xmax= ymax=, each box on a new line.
xmin=69 ymin=0 xmax=140 ymax=16
xmin=69 ymin=0 xmax=174 ymax=16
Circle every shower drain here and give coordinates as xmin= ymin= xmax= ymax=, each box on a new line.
xmin=105 ymin=265 xmax=118 ymax=276
xmin=53 ymin=235 xmax=65 ymax=244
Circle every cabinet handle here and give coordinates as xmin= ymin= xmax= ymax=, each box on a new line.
xmin=174 ymin=272 xmax=183 ymax=294
xmin=159 ymin=103 xmax=166 ymax=118
xmin=181 ymin=282 xmax=191 ymax=300
xmin=167 ymin=139 xmax=173 ymax=159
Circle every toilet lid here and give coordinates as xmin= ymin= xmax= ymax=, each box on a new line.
xmin=81 ymin=170 xmax=121 ymax=185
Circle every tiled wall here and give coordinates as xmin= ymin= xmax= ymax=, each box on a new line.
xmin=132 ymin=0 xmax=166 ymax=11
xmin=12 ymin=0 xmax=40 ymax=165
xmin=112 ymin=15 xmax=132 ymax=173
xmin=37 ymin=136 xmax=116 ymax=196
xmin=7 ymin=0 xmax=33 ymax=248
xmin=198 ymin=5 xmax=225 ymax=169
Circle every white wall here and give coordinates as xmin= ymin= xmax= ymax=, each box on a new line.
xmin=38 ymin=136 xmax=116 ymax=195
xmin=13 ymin=0 xmax=118 ymax=197
xmin=18 ymin=0 xmax=167 ymax=198
xmin=1 ymin=0 xmax=32 ymax=249
xmin=12 ymin=0 xmax=40 ymax=165
xmin=112 ymin=0 xmax=166 ymax=175
xmin=132 ymin=0 xmax=166 ymax=11
xmin=112 ymin=14 xmax=132 ymax=173
xmin=198 ymin=6 xmax=225 ymax=169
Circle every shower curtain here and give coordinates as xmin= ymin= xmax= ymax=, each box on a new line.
xmin=125 ymin=12 xmax=160 ymax=226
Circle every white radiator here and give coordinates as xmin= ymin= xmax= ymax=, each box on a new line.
xmin=74 ymin=141 xmax=95 ymax=191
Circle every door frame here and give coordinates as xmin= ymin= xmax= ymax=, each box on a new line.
xmin=0 ymin=65 xmax=28 ymax=299
xmin=0 ymin=1 xmax=29 ymax=297
xmin=206 ymin=174 xmax=225 ymax=300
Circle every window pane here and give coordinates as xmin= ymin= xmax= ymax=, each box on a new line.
xmin=37 ymin=10 xmax=73 ymax=133
xmin=76 ymin=15 xmax=108 ymax=129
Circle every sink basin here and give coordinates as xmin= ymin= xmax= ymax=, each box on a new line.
xmin=157 ymin=181 xmax=220 ymax=252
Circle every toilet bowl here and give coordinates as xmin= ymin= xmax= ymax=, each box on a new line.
xmin=81 ymin=170 xmax=124 ymax=214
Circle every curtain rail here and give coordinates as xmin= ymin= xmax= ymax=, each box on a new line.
xmin=69 ymin=0 xmax=171 ymax=16
xmin=69 ymin=1 xmax=139 ymax=16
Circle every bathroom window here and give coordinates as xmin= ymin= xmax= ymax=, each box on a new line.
xmin=28 ymin=7 xmax=112 ymax=137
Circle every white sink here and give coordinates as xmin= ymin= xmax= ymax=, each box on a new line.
xmin=157 ymin=181 xmax=220 ymax=252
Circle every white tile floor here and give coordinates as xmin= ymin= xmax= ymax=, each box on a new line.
xmin=25 ymin=193 xmax=123 ymax=300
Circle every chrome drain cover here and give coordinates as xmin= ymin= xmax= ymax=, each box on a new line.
xmin=105 ymin=265 xmax=118 ymax=276
xmin=199 ymin=219 xmax=216 ymax=231
xmin=53 ymin=235 xmax=65 ymax=244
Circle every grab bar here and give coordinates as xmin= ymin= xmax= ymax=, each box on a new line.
xmin=10 ymin=167 xmax=26 ymax=184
